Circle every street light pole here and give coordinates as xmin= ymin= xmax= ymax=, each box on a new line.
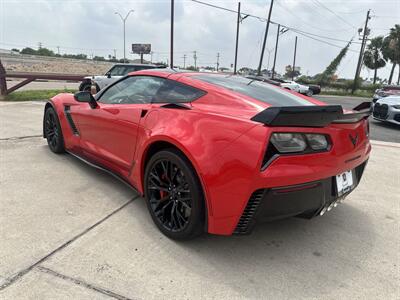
xmin=115 ymin=10 xmax=134 ymax=63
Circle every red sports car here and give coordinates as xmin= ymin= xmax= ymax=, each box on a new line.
xmin=43 ymin=69 xmax=371 ymax=239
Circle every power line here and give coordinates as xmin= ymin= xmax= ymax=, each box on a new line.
xmin=190 ymin=0 xmax=361 ymax=51
xmin=274 ymin=0 xmax=351 ymax=33
xmin=291 ymin=30 xmax=358 ymax=53
xmin=311 ymin=0 xmax=357 ymax=29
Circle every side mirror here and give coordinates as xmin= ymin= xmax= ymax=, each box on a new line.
xmin=74 ymin=91 xmax=97 ymax=109
xmin=106 ymin=72 xmax=111 ymax=78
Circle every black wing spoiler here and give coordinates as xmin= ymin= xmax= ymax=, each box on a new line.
xmin=251 ymin=102 xmax=371 ymax=127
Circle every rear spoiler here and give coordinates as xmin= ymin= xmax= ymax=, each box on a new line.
xmin=251 ymin=102 xmax=371 ymax=127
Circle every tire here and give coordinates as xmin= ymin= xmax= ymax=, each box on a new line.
xmin=44 ymin=107 xmax=65 ymax=153
xmin=144 ymin=149 xmax=205 ymax=240
xmin=306 ymin=89 xmax=313 ymax=96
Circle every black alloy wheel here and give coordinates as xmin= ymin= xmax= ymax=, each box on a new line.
xmin=44 ymin=108 xmax=65 ymax=153
xmin=144 ymin=149 xmax=204 ymax=240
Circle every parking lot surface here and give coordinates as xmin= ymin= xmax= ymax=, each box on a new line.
xmin=1 ymin=101 xmax=399 ymax=299
xmin=315 ymin=95 xmax=400 ymax=143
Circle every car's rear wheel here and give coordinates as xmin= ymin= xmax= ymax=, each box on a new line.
xmin=44 ymin=107 xmax=65 ymax=153
xmin=144 ymin=149 xmax=204 ymax=240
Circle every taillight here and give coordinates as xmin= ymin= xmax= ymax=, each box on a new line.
xmin=365 ymin=120 xmax=370 ymax=138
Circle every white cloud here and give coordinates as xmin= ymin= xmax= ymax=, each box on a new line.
xmin=1 ymin=0 xmax=399 ymax=79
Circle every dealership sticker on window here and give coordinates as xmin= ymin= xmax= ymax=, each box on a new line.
xmin=336 ymin=170 xmax=354 ymax=196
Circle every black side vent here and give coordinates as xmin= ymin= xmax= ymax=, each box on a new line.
xmin=234 ymin=189 xmax=265 ymax=234
xmin=64 ymin=106 xmax=79 ymax=135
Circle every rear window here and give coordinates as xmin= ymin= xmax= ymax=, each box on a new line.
xmin=193 ymin=74 xmax=314 ymax=106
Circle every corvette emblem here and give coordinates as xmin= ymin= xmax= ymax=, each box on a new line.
xmin=349 ymin=133 xmax=358 ymax=147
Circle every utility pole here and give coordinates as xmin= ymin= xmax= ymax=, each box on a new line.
xmin=113 ymin=49 xmax=117 ymax=59
xmin=115 ymin=9 xmax=134 ymax=63
xmin=234 ymin=2 xmax=241 ymax=74
xmin=170 ymin=0 xmax=174 ymax=68
xmin=292 ymin=36 xmax=297 ymax=81
xmin=257 ymin=0 xmax=274 ymax=76
xmin=266 ymin=48 xmax=273 ymax=71
xmin=38 ymin=42 xmax=42 ymax=49
xmin=271 ymin=24 xmax=280 ymax=79
xmin=216 ymin=52 xmax=220 ymax=72
xmin=352 ymin=9 xmax=371 ymax=93
xmin=57 ymin=46 xmax=60 ymax=55
xmin=271 ymin=25 xmax=289 ymax=79
xmin=183 ymin=54 xmax=187 ymax=69
xmin=150 ymin=51 xmax=153 ymax=63
xmin=193 ymin=51 xmax=197 ymax=70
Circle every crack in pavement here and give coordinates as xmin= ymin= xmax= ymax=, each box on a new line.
xmin=0 ymin=196 xmax=139 ymax=291
xmin=35 ymin=266 xmax=134 ymax=300
xmin=0 ymin=135 xmax=42 ymax=141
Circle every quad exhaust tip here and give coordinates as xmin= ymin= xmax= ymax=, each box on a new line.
xmin=320 ymin=196 xmax=346 ymax=216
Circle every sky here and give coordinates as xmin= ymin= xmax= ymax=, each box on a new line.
xmin=0 ymin=0 xmax=399 ymax=80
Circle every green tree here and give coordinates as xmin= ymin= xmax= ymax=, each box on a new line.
xmin=284 ymin=65 xmax=301 ymax=79
xmin=20 ymin=47 xmax=37 ymax=55
xmin=36 ymin=47 xmax=55 ymax=57
xmin=93 ymin=56 xmax=105 ymax=61
xmin=363 ymin=36 xmax=386 ymax=84
xmin=186 ymin=65 xmax=198 ymax=71
xmin=318 ymin=41 xmax=351 ymax=86
xmin=382 ymin=24 xmax=400 ymax=84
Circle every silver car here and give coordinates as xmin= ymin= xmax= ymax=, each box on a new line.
xmin=372 ymin=96 xmax=400 ymax=125
xmin=79 ymin=63 xmax=159 ymax=92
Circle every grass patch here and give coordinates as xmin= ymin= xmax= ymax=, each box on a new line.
xmin=4 ymin=89 xmax=77 ymax=101
xmin=320 ymin=89 xmax=373 ymax=98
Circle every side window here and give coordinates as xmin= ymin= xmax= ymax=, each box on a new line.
xmin=152 ymin=80 xmax=206 ymax=103
xmin=109 ymin=66 xmax=126 ymax=76
xmin=124 ymin=66 xmax=138 ymax=73
xmin=98 ymin=76 xmax=165 ymax=104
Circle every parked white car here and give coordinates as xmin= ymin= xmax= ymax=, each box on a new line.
xmin=281 ymin=81 xmax=313 ymax=96
xmin=272 ymin=79 xmax=313 ymax=96
xmin=79 ymin=63 xmax=159 ymax=92
xmin=372 ymin=96 xmax=400 ymax=125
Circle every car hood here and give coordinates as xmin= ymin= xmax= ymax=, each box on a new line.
xmin=376 ymin=96 xmax=400 ymax=106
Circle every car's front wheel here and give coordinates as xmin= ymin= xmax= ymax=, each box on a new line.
xmin=44 ymin=107 xmax=65 ymax=153
xmin=144 ymin=149 xmax=205 ymax=240
xmin=306 ymin=89 xmax=313 ymax=96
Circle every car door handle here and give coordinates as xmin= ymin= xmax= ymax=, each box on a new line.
xmin=104 ymin=108 xmax=119 ymax=115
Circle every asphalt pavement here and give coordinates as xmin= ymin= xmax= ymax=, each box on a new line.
xmin=315 ymin=95 xmax=399 ymax=143
xmin=0 ymin=101 xmax=399 ymax=299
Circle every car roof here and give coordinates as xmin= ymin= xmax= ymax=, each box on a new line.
xmin=113 ymin=63 xmax=158 ymax=67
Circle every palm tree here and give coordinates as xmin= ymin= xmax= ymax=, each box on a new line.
xmin=363 ymin=36 xmax=386 ymax=84
xmin=382 ymin=24 xmax=400 ymax=84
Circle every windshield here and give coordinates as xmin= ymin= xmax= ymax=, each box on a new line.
xmin=193 ymin=75 xmax=313 ymax=107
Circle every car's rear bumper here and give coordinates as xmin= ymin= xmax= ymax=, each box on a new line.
xmin=234 ymin=160 xmax=368 ymax=234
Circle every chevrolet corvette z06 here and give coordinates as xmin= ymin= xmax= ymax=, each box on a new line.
xmin=43 ymin=69 xmax=371 ymax=240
